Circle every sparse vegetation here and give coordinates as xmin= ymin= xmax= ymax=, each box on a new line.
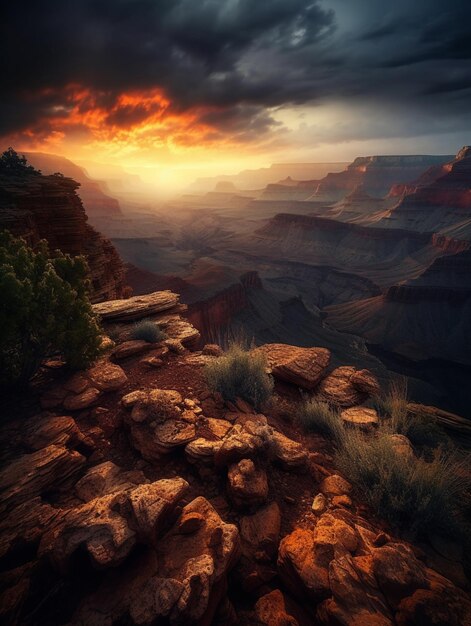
xmin=374 ymin=379 xmax=450 ymax=451
xmin=204 ymin=342 xmax=273 ymax=409
xmin=335 ymin=427 xmax=469 ymax=536
xmin=373 ymin=378 xmax=409 ymax=421
xmin=298 ymin=398 xmax=344 ymax=440
xmin=0 ymin=231 xmax=102 ymax=387
xmin=130 ymin=319 xmax=166 ymax=343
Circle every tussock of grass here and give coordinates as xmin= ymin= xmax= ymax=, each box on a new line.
xmin=130 ymin=320 xmax=166 ymax=343
xmin=298 ymin=398 xmax=343 ymax=440
xmin=373 ymin=378 xmax=409 ymax=421
xmin=375 ymin=379 xmax=450 ymax=451
xmin=335 ymin=428 xmax=469 ymax=536
xmin=204 ymin=343 xmax=273 ymax=410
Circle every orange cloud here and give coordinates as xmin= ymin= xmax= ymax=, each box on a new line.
xmin=5 ymin=84 xmax=260 ymax=158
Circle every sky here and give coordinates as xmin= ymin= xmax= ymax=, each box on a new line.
xmin=2 ymin=0 xmax=471 ymax=189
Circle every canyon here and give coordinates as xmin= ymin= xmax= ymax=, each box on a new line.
xmin=89 ymin=147 xmax=470 ymax=414
xmin=1 ymin=148 xmax=471 ymax=625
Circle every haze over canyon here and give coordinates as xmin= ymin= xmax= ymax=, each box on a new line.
xmin=1 ymin=2 xmax=471 ymax=625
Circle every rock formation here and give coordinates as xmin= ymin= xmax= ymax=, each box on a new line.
xmin=0 ymin=166 xmax=128 ymax=302
xmin=379 ymin=146 xmax=471 ymax=233
xmin=24 ymin=151 xmax=122 ymax=219
xmin=313 ymin=154 xmax=454 ymax=201
xmin=1 ymin=290 xmax=470 ymax=625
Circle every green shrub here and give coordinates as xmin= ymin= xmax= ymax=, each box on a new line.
xmin=130 ymin=320 xmax=166 ymax=343
xmin=335 ymin=428 xmax=468 ymax=536
xmin=0 ymin=231 xmax=102 ymax=387
xmin=298 ymin=398 xmax=343 ymax=440
xmin=204 ymin=343 xmax=273 ymax=410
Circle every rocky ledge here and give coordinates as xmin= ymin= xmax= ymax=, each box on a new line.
xmin=1 ymin=292 xmax=470 ymax=625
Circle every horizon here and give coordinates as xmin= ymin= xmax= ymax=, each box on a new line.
xmin=2 ymin=1 xmax=471 ymax=191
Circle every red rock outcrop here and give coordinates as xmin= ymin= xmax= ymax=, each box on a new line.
xmin=313 ymin=154 xmax=453 ymax=200
xmin=380 ymin=147 xmax=471 ymax=232
xmin=0 ymin=168 xmax=128 ymax=302
xmin=24 ymin=151 xmax=122 ymax=218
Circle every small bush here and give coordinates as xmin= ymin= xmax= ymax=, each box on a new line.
xmin=204 ymin=343 xmax=273 ymax=410
xmin=130 ymin=320 xmax=166 ymax=343
xmin=0 ymin=230 xmax=102 ymax=387
xmin=298 ymin=398 xmax=343 ymax=440
xmin=335 ymin=428 xmax=468 ymax=536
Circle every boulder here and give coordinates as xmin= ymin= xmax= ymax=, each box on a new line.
xmin=255 ymin=590 xmax=300 ymax=626
xmin=215 ymin=416 xmax=272 ymax=467
xmin=253 ymin=343 xmax=330 ymax=389
xmin=320 ymin=474 xmax=352 ymax=496
xmin=0 ymin=445 xmax=85 ymax=512
xmin=63 ymin=386 xmax=101 ymax=410
xmin=341 ymin=406 xmax=379 ymax=431
xmin=316 ymin=366 xmax=380 ymax=407
xmin=22 ymin=414 xmax=85 ymax=450
xmin=93 ymin=291 xmax=180 ymax=322
xmin=70 ymin=496 xmax=239 ymax=626
xmin=122 ymin=389 xmax=197 ymax=460
xmin=111 ymin=340 xmax=153 ymax=360
xmin=86 ymin=361 xmax=128 ymax=391
xmin=271 ymin=429 xmax=308 ymax=470
xmin=227 ymin=459 xmax=269 ymax=508
xmin=278 ymin=527 xmax=331 ymax=602
xmin=202 ymin=343 xmax=224 ymax=357
xmin=386 ymin=434 xmax=415 ymax=459
xmin=312 ymin=493 xmax=328 ymax=515
xmin=240 ymin=502 xmax=281 ymax=561
xmin=40 ymin=477 xmax=189 ymax=572
xmin=75 ymin=461 xmax=146 ymax=502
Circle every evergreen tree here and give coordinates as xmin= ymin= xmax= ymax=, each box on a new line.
xmin=0 ymin=147 xmax=40 ymax=175
xmin=0 ymin=231 xmax=102 ymax=387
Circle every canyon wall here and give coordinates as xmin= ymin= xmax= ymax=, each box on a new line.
xmin=24 ymin=151 xmax=122 ymax=219
xmin=314 ymin=154 xmax=453 ymax=200
xmin=0 ymin=168 xmax=128 ymax=302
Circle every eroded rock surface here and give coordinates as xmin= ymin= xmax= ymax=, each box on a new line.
xmin=254 ymin=343 xmax=331 ymax=389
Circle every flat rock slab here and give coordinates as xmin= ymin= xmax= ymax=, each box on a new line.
xmin=0 ymin=445 xmax=86 ymax=512
xmin=93 ymin=291 xmax=180 ymax=322
xmin=341 ymin=406 xmax=379 ymax=430
xmin=253 ymin=344 xmax=330 ymax=390
xmin=112 ymin=340 xmax=153 ymax=360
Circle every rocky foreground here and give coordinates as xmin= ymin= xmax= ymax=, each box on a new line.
xmin=1 ymin=292 xmax=470 ymax=625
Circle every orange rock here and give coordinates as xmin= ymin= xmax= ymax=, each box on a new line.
xmin=253 ymin=343 xmax=331 ymax=390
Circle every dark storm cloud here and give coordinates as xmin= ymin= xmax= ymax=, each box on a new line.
xmin=1 ymin=0 xmax=471 ymax=141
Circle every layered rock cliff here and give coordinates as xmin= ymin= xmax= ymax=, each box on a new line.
xmin=0 ymin=167 xmax=128 ymax=302
xmin=313 ymin=154 xmax=453 ymax=200
xmin=379 ymin=147 xmax=471 ymax=233
xmin=24 ymin=151 xmax=122 ymax=219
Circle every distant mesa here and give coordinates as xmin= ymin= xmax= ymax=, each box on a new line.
xmin=214 ymin=180 xmax=239 ymax=193
xmin=378 ymin=146 xmax=471 ymax=233
xmin=311 ymin=154 xmax=454 ymax=201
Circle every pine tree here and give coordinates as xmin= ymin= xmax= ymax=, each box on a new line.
xmin=0 ymin=231 xmax=102 ymax=387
